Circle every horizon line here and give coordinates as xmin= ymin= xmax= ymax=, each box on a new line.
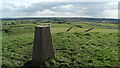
xmin=1 ymin=17 xmax=118 ymax=19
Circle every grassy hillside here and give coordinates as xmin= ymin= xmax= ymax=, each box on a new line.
xmin=2 ymin=18 xmax=119 ymax=68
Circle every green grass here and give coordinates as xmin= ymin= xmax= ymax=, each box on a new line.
xmin=49 ymin=32 xmax=118 ymax=67
xmin=85 ymin=22 xmax=118 ymax=28
xmin=71 ymin=22 xmax=106 ymax=29
xmin=98 ymin=23 xmax=118 ymax=28
xmin=51 ymin=28 xmax=118 ymax=33
xmin=2 ymin=19 xmax=119 ymax=67
xmin=2 ymin=33 xmax=34 ymax=67
xmin=0 ymin=31 xmax=2 ymax=67
xmin=2 ymin=32 xmax=119 ymax=67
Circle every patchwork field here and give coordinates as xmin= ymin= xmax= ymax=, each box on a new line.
xmin=1 ymin=18 xmax=119 ymax=68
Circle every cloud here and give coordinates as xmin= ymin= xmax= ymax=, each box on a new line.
xmin=107 ymin=2 xmax=118 ymax=5
xmin=52 ymin=4 xmax=75 ymax=12
xmin=7 ymin=1 xmax=25 ymax=8
xmin=103 ymin=10 xmax=118 ymax=18
xmin=2 ymin=1 xmax=30 ymax=13
xmin=2 ymin=2 xmax=118 ymax=18
xmin=106 ymin=2 xmax=118 ymax=10
xmin=60 ymin=4 xmax=73 ymax=9
xmin=22 ymin=2 xmax=65 ymax=12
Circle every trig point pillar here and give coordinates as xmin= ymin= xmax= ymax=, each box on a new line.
xmin=32 ymin=26 xmax=55 ymax=66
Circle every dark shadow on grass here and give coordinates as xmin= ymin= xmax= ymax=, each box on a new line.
xmin=21 ymin=60 xmax=34 ymax=68
xmin=21 ymin=60 xmax=51 ymax=68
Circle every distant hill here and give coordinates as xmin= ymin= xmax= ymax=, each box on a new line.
xmin=1 ymin=17 xmax=118 ymax=20
xmin=1 ymin=17 xmax=118 ymax=24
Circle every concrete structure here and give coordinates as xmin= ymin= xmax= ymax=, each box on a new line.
xmin=32 ymin=26 xmax=55 ymax=66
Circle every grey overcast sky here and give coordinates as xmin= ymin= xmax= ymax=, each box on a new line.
xmin=1 ymin=0 xmax=119 ymax=18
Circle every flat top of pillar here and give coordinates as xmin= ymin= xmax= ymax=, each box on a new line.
xmin=36 ymin=26 xmax=50 ymax=28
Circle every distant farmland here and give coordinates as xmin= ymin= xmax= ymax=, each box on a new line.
xmin=2 ymin=17 xmax=119 ymax=68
